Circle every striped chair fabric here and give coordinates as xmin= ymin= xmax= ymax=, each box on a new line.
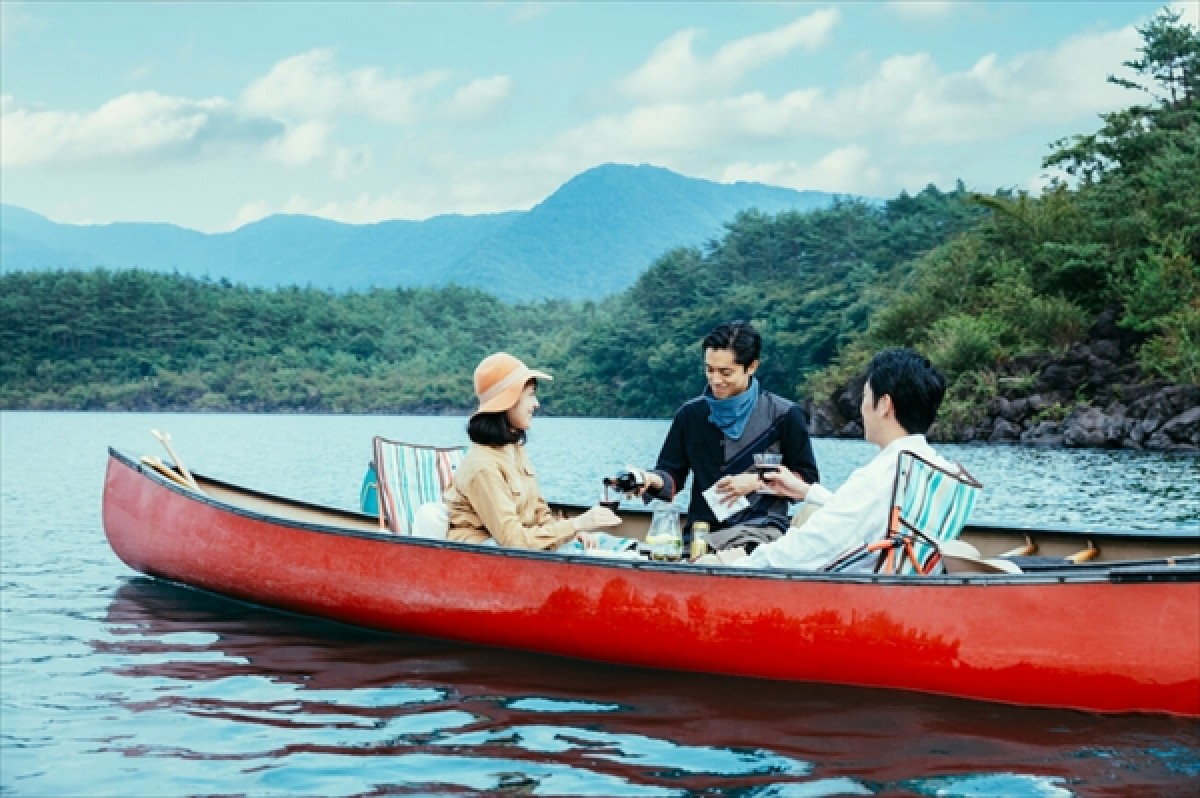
xmin=372 ymin=436 xmax=466 ymax=535
xmin=878 ymin=451 xmax=982 ymax=574
xmin=827 ymin=450 xmax=982 ymax=575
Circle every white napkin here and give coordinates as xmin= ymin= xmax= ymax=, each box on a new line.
xmin=703 ymin=483 xmax=748 ymax=522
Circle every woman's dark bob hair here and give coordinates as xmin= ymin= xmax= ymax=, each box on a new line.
xmin=467 ymin=411 xmax=526 ymax=446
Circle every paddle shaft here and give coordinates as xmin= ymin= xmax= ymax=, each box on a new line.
xmin=151 ymin=429 xmax=200 ymax=491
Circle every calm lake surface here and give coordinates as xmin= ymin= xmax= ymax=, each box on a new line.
xmin=2 ymin=411 xmax=1197 ymax=796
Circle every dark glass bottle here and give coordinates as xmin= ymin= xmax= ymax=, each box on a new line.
xmin=603 ymin=470 xmax=643 ymax=493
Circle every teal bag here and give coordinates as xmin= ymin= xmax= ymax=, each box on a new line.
xmin=360 ymin=462 xmax=379 ymax=516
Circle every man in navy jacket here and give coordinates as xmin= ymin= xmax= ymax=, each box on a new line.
xmin=633 ymin=320 xmax=819 ymax=542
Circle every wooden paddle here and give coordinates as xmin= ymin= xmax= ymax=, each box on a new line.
xmin=139 ymin=455 xmax=193 ymax=489
xmin=1066 ymin=539 xmax=1100 ymax=564
xmin=1000 ymin=534 xmax=1038 ymax=558
xmin=150 ymin=429 xmax=200 ymax=491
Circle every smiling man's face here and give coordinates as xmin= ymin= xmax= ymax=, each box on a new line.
xmin=705 ymin=347 xmax=757 ymax=400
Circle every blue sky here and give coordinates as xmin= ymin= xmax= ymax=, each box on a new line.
xmin=2 ymin=1 xmax=1194 ymax=232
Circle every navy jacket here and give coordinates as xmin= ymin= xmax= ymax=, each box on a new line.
xmin=647 ymin=390 xmax=819 ymax=532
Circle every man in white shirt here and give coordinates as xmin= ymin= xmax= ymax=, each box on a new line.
xmin=733 ymin=348 xmax=950 ymax=572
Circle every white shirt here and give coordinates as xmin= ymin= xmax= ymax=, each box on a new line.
xmin=736 ymin=434 xmax=946 ymax=572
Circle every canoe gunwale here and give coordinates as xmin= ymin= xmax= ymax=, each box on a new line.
xmin=106 ymin=448 xmax=1199 ymax=587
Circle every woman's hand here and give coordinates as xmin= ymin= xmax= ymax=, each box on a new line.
xmin=713 ymin=473 xmax=761 ymax=506
xmin=572 ymin=505 xmax=622 ymax=532
xmin=759 ymin=466 xmax=811 ymax=501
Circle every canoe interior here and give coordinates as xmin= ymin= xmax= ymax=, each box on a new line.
xmin=188 ymin=465 xmax=1200 ymax=567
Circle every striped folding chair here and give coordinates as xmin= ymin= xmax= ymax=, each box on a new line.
xmin=371 ymin=437 xmax=466 ymax=535
xmin=826 ymin=450 xmax=982 ymax=575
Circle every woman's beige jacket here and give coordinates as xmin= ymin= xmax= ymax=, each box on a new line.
xmin=445 ymin=442 xmax=576 ymax=549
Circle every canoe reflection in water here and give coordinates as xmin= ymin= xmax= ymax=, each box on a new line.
xmin=97 ymin=578 xmax=1199 ymax=796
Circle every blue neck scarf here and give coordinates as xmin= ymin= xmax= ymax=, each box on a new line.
xmin=704 ymin=378 xmax=760 ymax=441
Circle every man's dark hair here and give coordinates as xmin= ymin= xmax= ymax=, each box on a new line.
xmin=866 ymin=348 xmax=946 ymax=435
xmin=702 ymin=320 xmax=762 ymax=368
xmin=467 ymin=411 xmax=526 ymax=446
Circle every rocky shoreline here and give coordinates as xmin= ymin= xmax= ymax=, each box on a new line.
xmin=807 ymin=307 xmax=1200 ymax=453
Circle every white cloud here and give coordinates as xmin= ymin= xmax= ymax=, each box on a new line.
xmin=721 ymin=146 xmax=884 ymax=195
xmin=566 ymin=18 xmax=1142 ymax=164
xmin=549 ymin=88 xmax=830 ymax=169
xmin=558 ymin=102 xmax=718 ymax=162
xmin=229 ymin=199 xmax=277 ymax=229
xmin=229 ymin=186 xmax=485 ymax=229
xmin=0 ymin=1 xmax=43 ymax=44
xmin=549 ymin=90 xmax=826 ymax=170
xmin=507 ymin=2 xmax=553 ymax=24
xmin=441 ymin=75 xmax=513 ymax=121
xmin=885 ymin=1 xmax=958 ymax=20
xmin=1170 ymin=1 xmax=1198 ymax=28
xmin=241 ymin=48 xmax=448 ymax=125
xmin=1 ymin=91 xmax=280 ymax=168
xmin=871 ymin=25 xmax=1139 ymax=143
xmin=264 ymin=120 xmax=330 ymax=166
xmin=331 ymin=146 xmax=370 ymax=180
xmin=618 ymin=8 xmax=840 ymax=102
xmin=1024 ymin=169 xmax=1056 ymax=196
xmin=788 ymin=21 xmax=1140 ymax=148
xmin=489 ymin=15 xmax=1149 ymax=208
xmin=0 ymin=45 xmax=516 ymax=187
xmin=226 ymin=150 xmax=565 ymax=228
xmin=230 ymin=192 xmax=430 ymax=230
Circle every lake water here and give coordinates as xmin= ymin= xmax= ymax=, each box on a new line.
xmin=2 ymin=411 xmax=1198 ymax=796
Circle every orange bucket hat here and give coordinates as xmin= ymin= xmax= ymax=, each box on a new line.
xmin=473 ymin=352 xmax=552 ymax=415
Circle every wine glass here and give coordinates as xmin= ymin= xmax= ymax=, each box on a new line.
xmin=753 ymin=452 xmax=782 ymax=475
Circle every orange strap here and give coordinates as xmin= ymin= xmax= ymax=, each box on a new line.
xmin=867 ymin=530 xmax=928 ymax=575
xmin=887 ymin=505 xmax=902 ymax=534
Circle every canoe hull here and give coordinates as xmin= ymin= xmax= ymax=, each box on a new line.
xmin=102 ymin=452 xmax=1200 ymax=716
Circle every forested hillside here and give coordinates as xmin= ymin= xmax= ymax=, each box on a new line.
xmin=804 ymin=8 xmax=1198 ymax=447
xmin=3 ymin=10 xmax=1196 ymax=451
xmin=549 ymin=189 xmax=986 ymax=417
xmin=0 ymin=274 xmax=577 ymax=412
xmin=0 ymin=186 xmax=980 ymax=415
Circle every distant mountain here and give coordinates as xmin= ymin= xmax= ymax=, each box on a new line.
xmin=0 ymin=163 xmax=841 ymax=301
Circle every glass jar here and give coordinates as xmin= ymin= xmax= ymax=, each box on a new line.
xmin=648 ymin=502 xmax=683 ymax=562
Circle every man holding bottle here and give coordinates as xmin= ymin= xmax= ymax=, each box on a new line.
xmin=626 ymin=320 xmax=819 ymax=550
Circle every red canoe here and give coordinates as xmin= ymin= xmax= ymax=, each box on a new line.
xmin=101 ymin=448 xmax=1200 ymax=716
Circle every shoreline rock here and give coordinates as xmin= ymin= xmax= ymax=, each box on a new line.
xmin=806 ymin=305 xmax=1200 ymax=453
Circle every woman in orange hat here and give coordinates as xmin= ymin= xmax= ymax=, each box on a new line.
xmin=444 ymin=352 xmax=622 ymax=549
